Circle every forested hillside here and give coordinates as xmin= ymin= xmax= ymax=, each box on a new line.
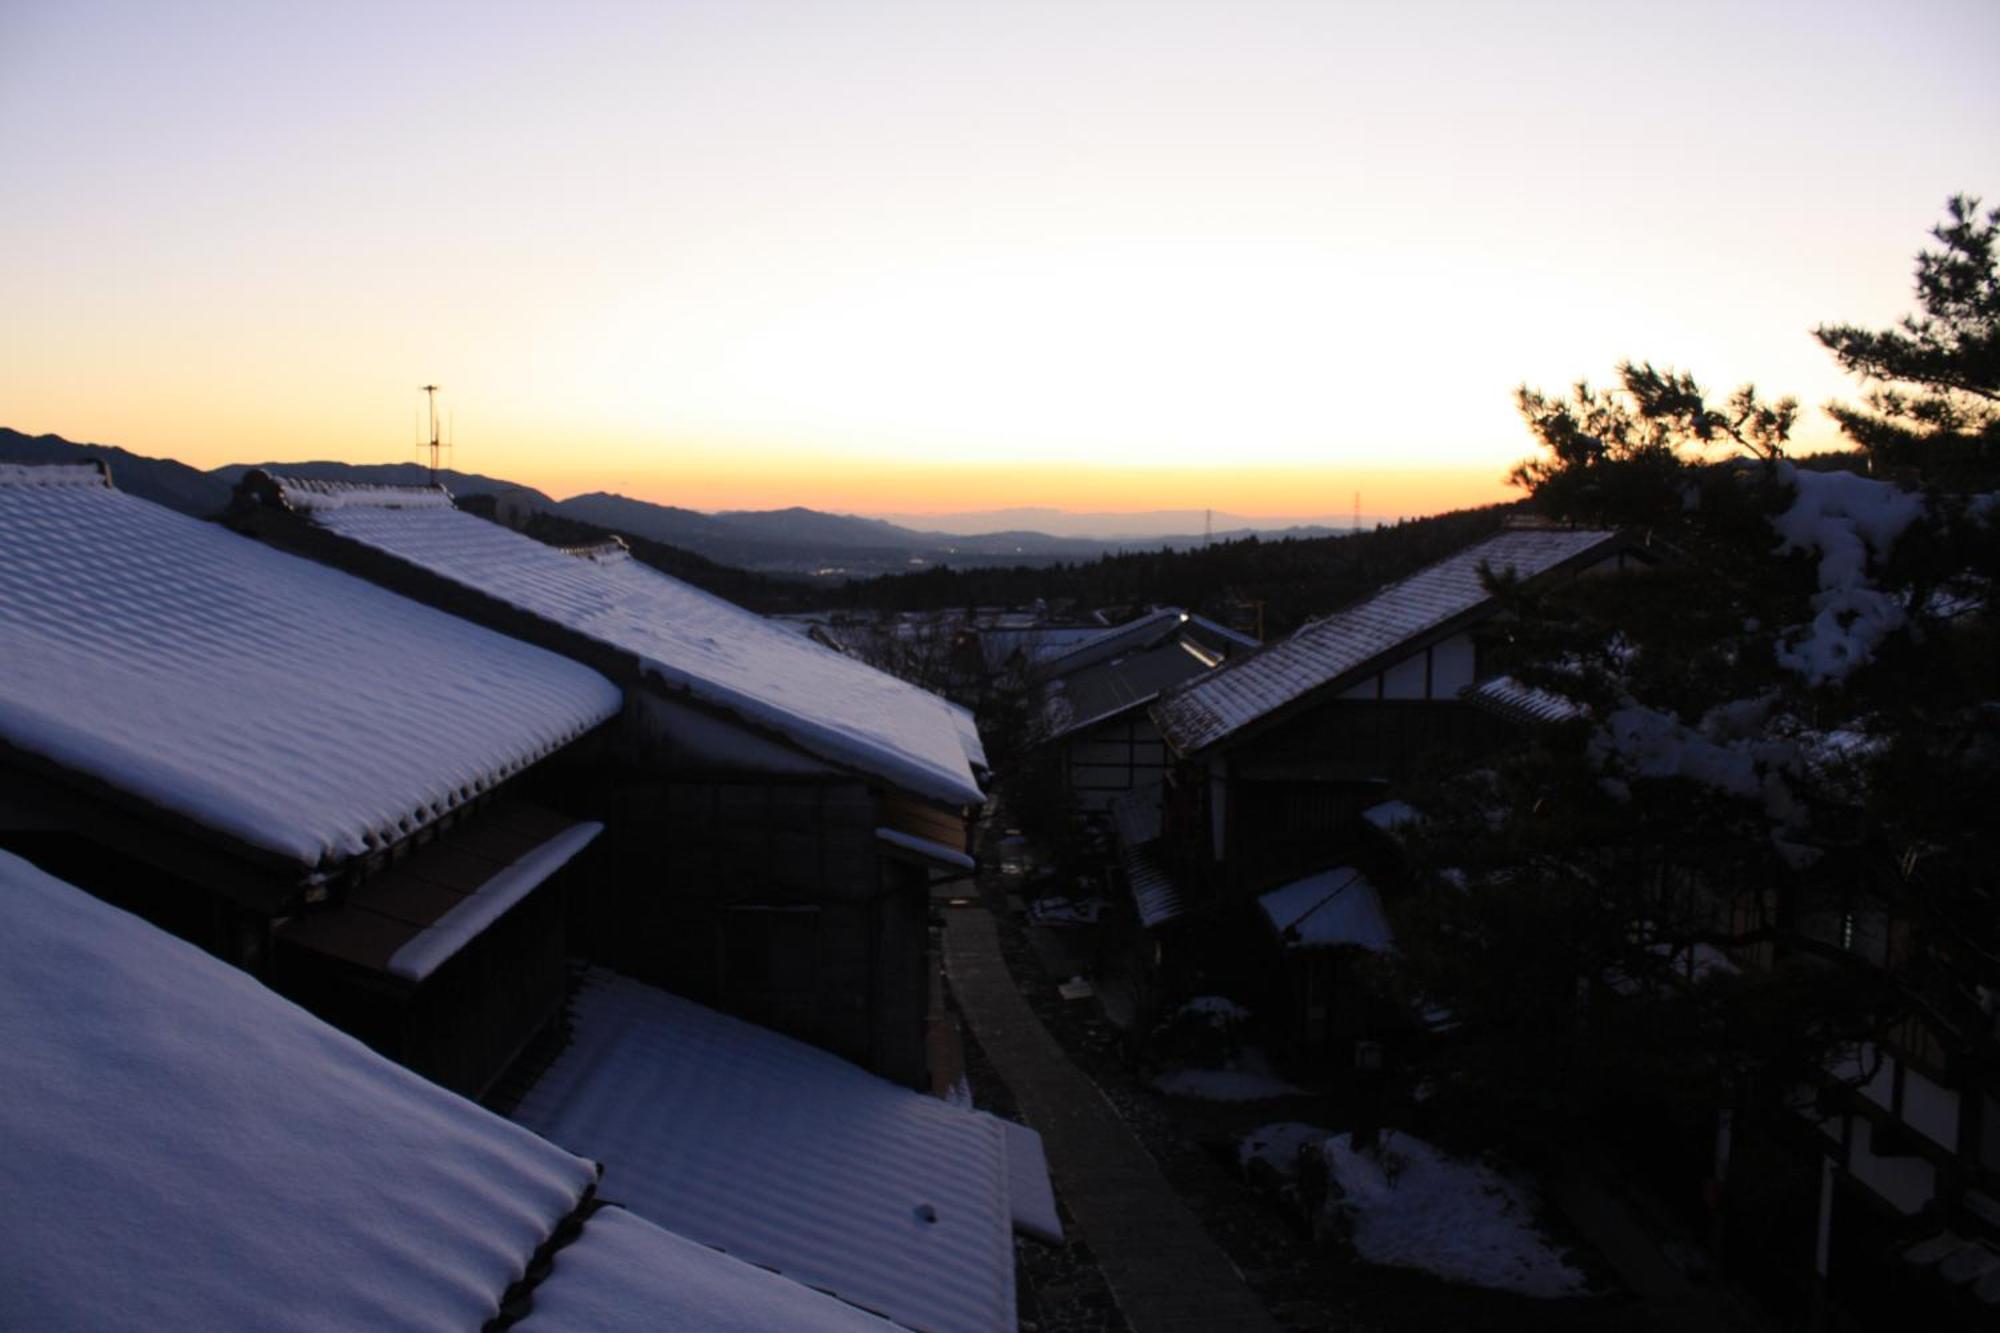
xmin=821 ymin=503 xmax=1516 ymax=637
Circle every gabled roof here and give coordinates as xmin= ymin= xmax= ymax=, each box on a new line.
xmin=248 ymin=475 xmax=984 ymax=808
xmin=0 ymin=464 xmax=620 ymax=871
xmin=0 ymin=849 xmax=889 ymax=1331
xmin=1153 ymin=528 xmax=1623 ymax=755
xmin=1038 ymin=631 xmax=1230 ymax=742
xmin=1031 ymin=607 xmax=1255 ymax=684
xmin=512 ymin=968 xmax=1049 ymax=1333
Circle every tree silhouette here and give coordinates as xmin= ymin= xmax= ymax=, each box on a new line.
xmin=1816 ymin=194 xmax=2000 ymax=470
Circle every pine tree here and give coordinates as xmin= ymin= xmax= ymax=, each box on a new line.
xmin=1398 ymin=205 xmax=2000 ymax=1243
xmin=1816 ymin=194 xmax=2000 ymax=473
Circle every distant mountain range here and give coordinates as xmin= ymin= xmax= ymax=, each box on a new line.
xmin=868 ymin=506 xmax=1366 ymax=539
xmin=0 ymin=428 xmax=1350 ymax=578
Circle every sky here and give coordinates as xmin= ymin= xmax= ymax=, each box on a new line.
xmin=2 ymin=1 xmax=1994 ymax=520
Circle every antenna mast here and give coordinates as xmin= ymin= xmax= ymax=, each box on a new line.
xmin=1204 ymin=507 xmax=1213 ymax=547
xmin=1352 ymin=490 xmax=1361 ymax=533
xmin=420 ymin=384 xmax=441 ymax=486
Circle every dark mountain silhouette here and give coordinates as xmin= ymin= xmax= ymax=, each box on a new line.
xmin=0 ymin=428 xmax=234 ymax=517
xmin=552 ymin=492 xmax=732 ymax=545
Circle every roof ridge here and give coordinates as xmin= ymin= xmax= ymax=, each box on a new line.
xmin=0 ymin=460 xmax=112 ymax=488
xmin=254 ymin=470 xmax=457 ymax=512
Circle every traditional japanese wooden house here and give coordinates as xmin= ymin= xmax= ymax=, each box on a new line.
xmin=1149 ymin=523 xmax=1642 ymax=900
xmin=1030 ymin=608 xmax=1255 ymax=812
xmin=230 ymin=473 xmax=987 ymax=1087
xmin=0 ymin=462 xmax=623 ymax=1100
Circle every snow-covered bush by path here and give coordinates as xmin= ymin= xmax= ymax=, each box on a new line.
xmin=1150 ymin=999 xmax=1304 ymax=1099
xmin=1323 ymin=1133 xmax=1588 ymax=1299
xmin=1769 ymin=463 xmax=1925 ymax=685
xmin=1149 ymin=994 xmax=1251 ymax=1067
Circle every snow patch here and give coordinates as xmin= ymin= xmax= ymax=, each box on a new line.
xmin=1325 ymin=1133 xmax=1587 ymax=1298
xmin=1152 ymin=1048 xmax=1304 ymax=1102
xmin=1239 ymin=1122 xmax=1333 ymax=1178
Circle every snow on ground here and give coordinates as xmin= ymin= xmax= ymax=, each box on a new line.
xmin=1152 ymin=1048 xmax=1305 ymax=1102
xmin=1324 ymin=1132 xmax=1588 ymax=1299
xmin=1239 ymin=1122 xmax=1333 ymax=1177
xmin=0 ymin=848 xmax=598 ymax=1331
xmin=1176 ymin=994 xmax=1252 ymax=1022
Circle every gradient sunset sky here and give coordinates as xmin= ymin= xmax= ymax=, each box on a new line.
xmin=3 ymin=1 xmax=1994 ymax=519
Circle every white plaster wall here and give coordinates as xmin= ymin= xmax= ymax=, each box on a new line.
xmin=1902 ymin=1066 xmax=1960 ymax=1152
xmin=1381 ymin=653 xmax=1428 ymax=700
xmin=1847 ymin=1117 xmax=1937 ymax=1216
xmin=1433 ymin=633 xmax=1476 ymax=695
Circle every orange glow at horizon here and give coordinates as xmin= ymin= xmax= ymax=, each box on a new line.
xmin=544 ymin=456 xmax=1519 ymax=521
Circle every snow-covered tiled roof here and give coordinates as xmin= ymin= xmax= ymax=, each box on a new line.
xmin=0 ymin=847 xmax=892 ymax=1332
xmin=946 ymin=699 xmax=990 ymax=776
xmin=0 ymin=469 xmax=622 ymax=870
xmin=516 ymin=1207 xmax=891 ymax=1333
xmin=512 ymin=968 xmax=1041 ymax=1333
xmin=1463 ymin=674 xmax=1587 ymax=727
xmin=1028 ymin=607 xmax=1253 ymax=685
xmin=0 ymin=848 xmax=599 ymax=1330
xmin=1153 ymin=528 xmax=1621 ymax=754
xmin=263 ymin=478 xmax=984 ymax=807
xmin=263 ymin=474 xmax=458 ymax=511
xmin=1258 ymin=866 xmax=1394 ymax=951
xmin=1038 ymin=632 xmax=1228 ymax=742
xmin=1030 ymin=608 xmax=1185 ymax=680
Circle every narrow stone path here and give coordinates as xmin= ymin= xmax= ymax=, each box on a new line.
xmin=945 ymin=904 xmax=1281 ymax=1333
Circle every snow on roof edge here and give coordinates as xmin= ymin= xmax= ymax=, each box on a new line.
xmin=260 ymin=471 xmax=457 ymax=512
xmin=0 ymin=461 xmax=111 ymax=488
xmin=387 ymin=821 xmax=603 ymax=981
xmin=283 ymin=502 xmax=986 ymax=808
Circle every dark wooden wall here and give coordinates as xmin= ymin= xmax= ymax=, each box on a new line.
xmin=581 ymin=775 xmax=932 ymax=1086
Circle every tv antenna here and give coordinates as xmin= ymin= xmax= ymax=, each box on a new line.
xmin=419 ymin=384 xmax=446 ymax=486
